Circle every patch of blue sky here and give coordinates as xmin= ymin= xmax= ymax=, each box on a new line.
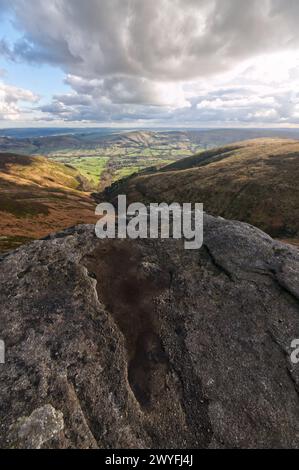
xmin=0 ymin=13 xmax=69 ymax=103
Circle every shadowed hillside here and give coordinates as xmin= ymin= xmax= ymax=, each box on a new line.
xmin=104 ymin=138 xmax=299 ymax=242
xmin=0 ymin=153 xmax=96 ymax=252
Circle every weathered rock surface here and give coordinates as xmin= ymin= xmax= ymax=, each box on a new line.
xmin=9 ymin=404 xmax=64 ymax=449
xmin=0 ymin=215 xmax=299 ymax=449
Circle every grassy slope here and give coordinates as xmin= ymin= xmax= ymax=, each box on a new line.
xmin=51 ymin=155 xmax=109 ymax=188
xmin=0 ymin=153 xmax=96 ymax=252
xmin=105 ymin=138 xmax=299 ymax=240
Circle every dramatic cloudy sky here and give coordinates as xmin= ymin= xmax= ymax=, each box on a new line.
xmin=0 ymin=0 xmax=299 ymax=127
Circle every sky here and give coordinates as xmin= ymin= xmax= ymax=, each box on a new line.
xmin=0 ymin=0 xmax=299 ymax=128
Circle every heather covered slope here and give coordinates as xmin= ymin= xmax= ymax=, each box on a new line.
xmin=0 ymin=219 xmax=298 ymax=448
xmin=0 ymin=153 xmax=96 ymax=252
xmin=104 ymin=139 xmax=299 ymax=241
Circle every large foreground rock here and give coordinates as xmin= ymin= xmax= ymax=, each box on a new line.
xmin=0 ymin=215 xmax=299 ymax=449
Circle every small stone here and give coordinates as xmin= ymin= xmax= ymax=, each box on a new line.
xmin=12 ymin=405 xmax=64 ymax=449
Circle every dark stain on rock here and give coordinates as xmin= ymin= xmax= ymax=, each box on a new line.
xmin=84 ymin=240 xmax=170 ymax=410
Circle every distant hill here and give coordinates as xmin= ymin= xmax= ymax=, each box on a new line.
xmin=1 ymin=128 xmax=299 ymax=156
xmin=0 ymin=153 xmax=96 ymax=252
xmin=2 ymin=129 xmax=299 ymax=195
xmin=0 ymin=130 xmax=197 ymax=155
xmin=104 ymin=138 xmax=299 ymax=242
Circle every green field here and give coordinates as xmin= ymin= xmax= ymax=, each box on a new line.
xmin=114 ymin=166 xmax=142 ymax=179
xmin=51 ymin=156 xmax=109 ymax=187
xmin=48 ymin=149 xmax=186 ymax=189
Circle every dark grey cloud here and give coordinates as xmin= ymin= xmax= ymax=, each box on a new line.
xmin=3 ymin=0 xmax=299 ymax=80
xmin=39 ymin=99 xmax=168 ymax=123
xmin=64 ymin=74 xmax=188 ymax=108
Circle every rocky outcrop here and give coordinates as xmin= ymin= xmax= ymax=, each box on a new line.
xmin=0 ymin=215 xmax=299 ymax=449
xmin=9 ymin=405 xmax=64 ymax=449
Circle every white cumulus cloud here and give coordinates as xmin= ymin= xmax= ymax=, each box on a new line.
xmin=0 ymin=81 xmax=39 ymax=121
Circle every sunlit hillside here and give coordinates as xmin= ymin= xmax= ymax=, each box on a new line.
xmin=0 ymin=154 xmax=96 ymax=252
xmin=104 ymin=138 xmax=299 ymax=243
